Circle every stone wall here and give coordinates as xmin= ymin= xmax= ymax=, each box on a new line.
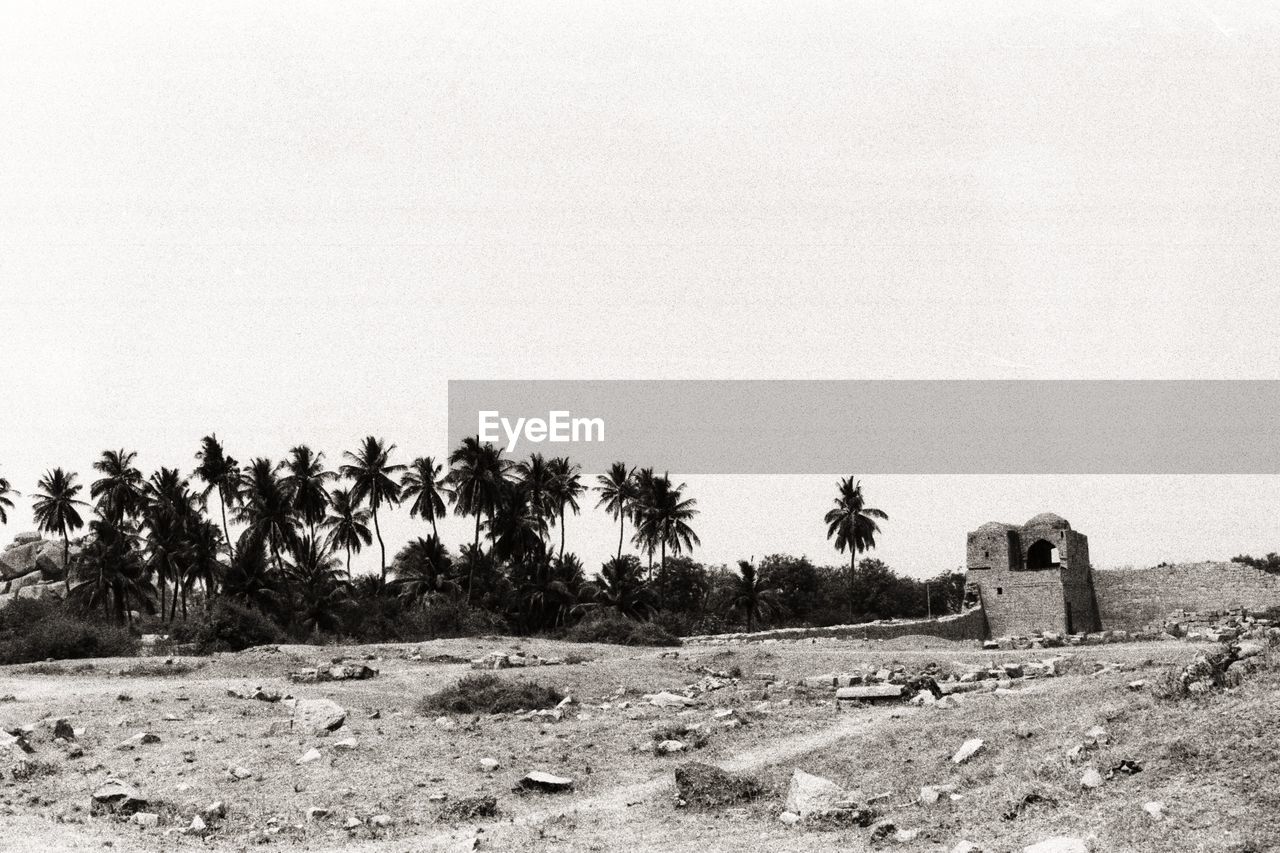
xmin=683 ymin=607 xmax=988 ymax=645
xmin=1094 ymin=562 xmax=1280 ymax=631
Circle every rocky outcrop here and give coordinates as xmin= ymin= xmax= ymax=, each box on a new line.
xmin=0 ymin=535 xmax=75 ymax=606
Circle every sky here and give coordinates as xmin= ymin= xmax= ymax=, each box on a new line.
xmin=2 ymin=1 xmax=1280 ymax=577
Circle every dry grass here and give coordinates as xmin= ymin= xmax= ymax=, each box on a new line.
xmin=418 ymin=672 xmax=564 ymax=715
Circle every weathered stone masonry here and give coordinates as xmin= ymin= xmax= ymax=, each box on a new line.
xmin=965 ymin=513 xmax=1103 ymax=638
xmin=1093 ymin=561 xmax=1280 ymax=631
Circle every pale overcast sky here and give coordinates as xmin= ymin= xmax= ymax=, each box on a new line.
xmin=2 ymin=2 xmax=1279 ymax=576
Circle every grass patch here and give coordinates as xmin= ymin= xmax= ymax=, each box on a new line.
xmin=117 ymin=660 xmax=202 ymax=677
xmin=419 ymin=673 xmax=563 ymax=715
xmin=564 ymin=613 xmax=680 ymax=646
xmin=18 ymin=661 xmax=96 ymax=676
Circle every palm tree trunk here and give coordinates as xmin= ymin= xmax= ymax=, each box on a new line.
xmin=559 ymin=508 xmax=566 ymax=559
xmin=617 ymin=513 xmax=624 ymax=560
xmin=847 ymin=549 xmax=857 ymax=624
xmin=372 ymin=503 xmax=386 ymax=586
xmin=431 ymin=513 xmax=438 ymax=539
xmin=218 ymin=490 xmax=235 ymax=562
xmin=62 ymin=530 xmax=71 ymax=592
xmin=345 ymin=545 xmax=352 ymax=578
xmin=468 ymin=511 xmax=481 ymax=603
xmin=160 ymin=576 xmax=168 ymax=624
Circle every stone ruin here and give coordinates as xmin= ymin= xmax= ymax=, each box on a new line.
xmin=0 ymin=532 xmax=76 ymax=607
xmin=966 ymin=513 xmax=1102 ymax=638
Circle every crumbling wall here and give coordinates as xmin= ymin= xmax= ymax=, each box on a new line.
xmin=683 ymin=607 xmax=988 ymax=645
xmin=1094 ymin=562 xmax=1280 ymax=631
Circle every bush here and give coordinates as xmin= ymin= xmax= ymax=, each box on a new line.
xmin=0 ymin=598 xmax=138 ymax=664
xmin=419 ymin=673 xmax=563 ymax=715
xmin=564 ymin=611 xmax=680 ymax=646
xmin=167 ymin=600 xmax=286 ymax=653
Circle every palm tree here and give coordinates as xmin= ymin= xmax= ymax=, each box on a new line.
xmin=632 ymin=474 xmax=700 ymax=577
xmin=221 ymin=528 xmax=282 ymax=617
xmin=90 ymin=449 xmax=145 ymax=525
xmin=392 ymin=535 xmax=459 ymax=602
xmin=547 ymin=456 xmax=584 ymax=559
xmin=823 ymin=477 xmax=889 ymax=623
xmin=322 ymin=487 xmax=372 ymax=576
xmin=446 ymin=437 xmax=508 ymax=600
xmin=0 ymin=473 xmax=18 ymax=526
xmin=68 ymin=519 xmax=156 ymax=625
xmin=283 ymin=535 xmax=352 ymax=637
xmin=279 ymin=445 xmax=335 ymax=540
xmin=727 ymin=558 xmax=782 ymax=633
xmin=194 ymin=435 xmax=241 ymax=563
xmin=235 ymin=458 xmax=298 ymax=573
xmin=340 ymin=436 xmax=404 ymax=585
xmin=514 ymin=453 xmax=557 ymax=543
xmin=595 ymin=462 xmax=635 ymax=560
xmin=184 ymin=517 xmax=225 ymax=615
xmin=32 ymin=468 xmax=87 ymax=591
xmin=490 ymin=481 xmax=548 ymax=564
xmin=582 ymin=554 xmax=657 ymax=620
xmin=400 ymin=456 xmax=449 ymax=538
xmin=141 ymin=467 xmax=200 ymax=621
xmin=631 ymin=467 xmax=658 ymax=574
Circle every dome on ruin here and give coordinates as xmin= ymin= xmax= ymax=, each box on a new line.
xmin=976 ymin=521 xmax=1017 ymax=532
xmin=1024 ymin=512 xmax=1070 ymax=530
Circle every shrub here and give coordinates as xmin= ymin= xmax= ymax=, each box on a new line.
xmin=564 ymin=612 xmax=680 ymax=647
xmin=0 ymin=598 xmax=137 ymax=664
xmin=419 ymin=673 xmax=563 ymax=715
xmin=167 ymin=600 xmax=286 ymax=653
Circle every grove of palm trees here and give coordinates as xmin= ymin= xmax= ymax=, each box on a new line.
xmin=0 ymin=437 xmax=962 ymax=660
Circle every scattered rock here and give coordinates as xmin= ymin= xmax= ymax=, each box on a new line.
xmin=835 ymin=684 xmax=905 ymax=703
xmin=951 ymin=842 xmax=984 ymax=853
xmin=370 ymin=814 xmax=393 ymax=828
xmin=131 ymin=812 xmax=159 ymax=829
xmin=951 ymin=738 xmax=985 ymax=764
xmin=307 ymin=807 xmax=330 ymax=821
xmin=52 ymin=719 xmax=75 ymax=741
xmin=227 ymin=765 xmax=254 ymax=781
xmin=784 ymin=769 xmax=843 ymax=817
xmin=343 ymin=816 xmax=363 ymax=830
xmin=439 ymin=795 xmax=498 ymax=821
xmin=117 ymin=732 xmax=160 ymax=750
xmin=779 ymin=811 xmax=801 ymax=825
xmin=1079 ymin=768 xmax=1104 ymax=789
xmin=1143 ymin=801 xmax=1165 ymax=821
xmin=673 ymin=762 xmax=762 ymax=809
xmin=656 ymin=739 xmax=687 ymax=755
xmin=294 ymin=698 xmax=346 ymax=734
xmin=297 ymin=748 xmax=323 ymax=765
xmin=333 ymin=737 xmax=359 ymax=751
xmin=91 ymin=779 xmax=148 ymax=816
xmin=920 ymin=783 xmax=957 ymax=806
xmin=184 ymin=816 xmax=207 ymax=836
xmin=517 ymin=771 xmax=575 ymax=793
xmin=646 ymin=691 xmax=698 ymax=708
xmin=479 ymin=757 xmax=500 ymax=773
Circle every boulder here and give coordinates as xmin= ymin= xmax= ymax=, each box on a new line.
xmin=131 ymin=812 xmax=160 ymax=829
xmin=673 ymin=762 xmax=762 ymax=809
xmin=52 ymin=718 xmax=75 ymax=741
xmin=835 ymin=685 xmax=905 ymax=702
xmin=516 ymin=771 xmax=574 ymax=793
xmin=951 ymin=738 xmax=985 ymax=764
xmin=91 ymin=779 xmax=148 ymax=816
xmin=646 ymin=691 xmax=698 ymax=708
xmin=297 ymin=748 xmax=323 ymax=765
xmin=783 ymin=769 xmax=843 ymax=817
xmin=294 ymin=698 xmax=346 ymax=733
xmin=479 ymin=757 xmax=500 ymax=773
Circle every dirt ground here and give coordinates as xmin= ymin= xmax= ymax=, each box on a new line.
xmin=1 ymin=634 xmax=1274 ymax=853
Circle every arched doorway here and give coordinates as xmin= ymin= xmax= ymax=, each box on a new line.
xmin=1026 ymin=539 xmax=1060 ymax=569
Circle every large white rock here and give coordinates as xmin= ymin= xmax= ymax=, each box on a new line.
xmin=951 ymin=738 xmax=985 ymax=764
xmin=783 ymin=769 xmax=844 ymax=817
xmin=294 ymin=698 xmax=346 ymax=733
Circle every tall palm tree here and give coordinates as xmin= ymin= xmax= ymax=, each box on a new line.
xmin=235 ymin=458 xmax=298 ymax=573
xmin=279 ymin=445 xmax=335 ymax=541
xmin=32 ymin=468 xmax=87 ymax=591
xmin=547 ymin=456 xmax=584 ymax=559
xmin=594 ymin=462 xmax=635 ymax=560
xmin=183 ymin=517 xmax=225 ymax=615
xmin=446 ymin=437 xmax=508 ymax=600
xmin=142 ymin=467 xmax=200 ymax=621
xmin=400 ymin=456 xmax=449 ymax=538
xmin=90 ymin=449 xmax=145 ymax=525
xmin=632 ymin=474 xmax=700 ymax=577
xmin=221 ymin=528 xmax=282 ymax=617
xmin=514 ymin=453 xmax=557 ymax=544
xmin=0 ymin=473 xmax=18 ymax=526
xmin=823 ymin=477 xmax=889 ymax=623
xmin=727 ymin=558 xmax=782 ymax=633
xmin=194 ymin=435 xmax=241 ymax=563
xmin=631 ymin=467 xmax=658 ymax=574
xmin=490 ymin=481 xmax=548 ymax=564
xmin=322 ymin=487 xmax=372 ymax=576
xmin=340 ymin=436 xmax=404 ymax=585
